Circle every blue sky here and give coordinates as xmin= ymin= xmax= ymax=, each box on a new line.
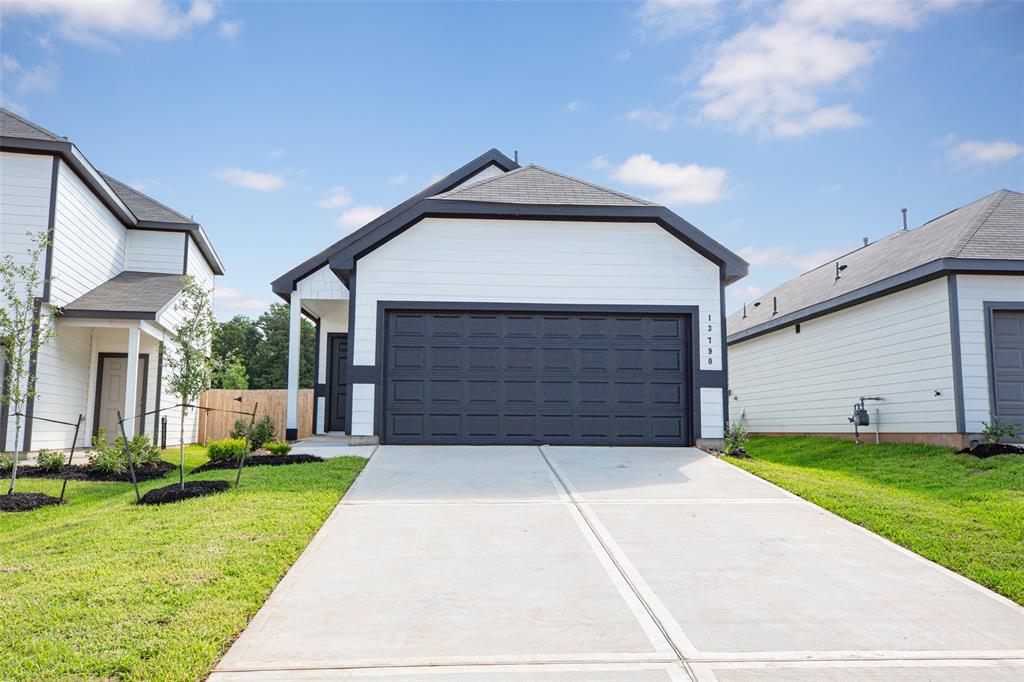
xmin=2 ymin=0 xmax=1022 ymax=320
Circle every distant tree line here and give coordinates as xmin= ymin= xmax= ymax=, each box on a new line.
xmin=211 ymin=303 xmax=316 ymax=390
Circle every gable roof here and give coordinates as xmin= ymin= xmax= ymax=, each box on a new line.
xmin=727 ymin=189 xmax=1024 ymax=343
xmin=271 ymin=148 xmax=519 ymax=296
xmin=433 ymin=164 xmax=654 ymax=207
xmin=0 ymin=108 xmax=224 ymax=275
xmin=100 ymin=173 xmax=197 ymax=225
xmin=0 ymin=108 xmax=64 ymax=142
xmin=62 ymin=271 xmax=184 ymax=319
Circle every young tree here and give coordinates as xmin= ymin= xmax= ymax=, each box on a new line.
xmin=0 ymin=231 xmax=57 ymax=495
xmin=219 ymin=355 xmax=249 ymax=390
xmin=163 ymin=276 xmax=215 ymax=490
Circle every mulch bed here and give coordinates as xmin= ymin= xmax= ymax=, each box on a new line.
xmin=190 ymin=454 xmax=324 ymax=474
xmin=17 ymin=460 xmax=176 ymax=482
xmin=0 ymin=492 xmax=65 ymax=513
xmin=958 ymin=443 xmax=1023 ymax=459
xmin=138 ymin=480 xmax=231 ymax=506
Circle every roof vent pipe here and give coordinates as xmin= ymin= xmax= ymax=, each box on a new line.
xmin=772 ymin=296 xmax=778 ymax=316
xmin=863 ymin=237 xmax=869 ymax=247
xmin=742 ymin=303 xmax=747 ymax=319
xmin=514 ymin=150 xmax=519 ymax=164
xmin=901 ymin=208 xmax=908 ymax=230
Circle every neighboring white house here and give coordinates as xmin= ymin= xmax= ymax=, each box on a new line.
xmin=727 ymin=190 xmax=1024 ymax=447
xmin=0 ymin=109 xmax=224 ymax=453
xmin=272 ymin=150 xmax=747 ymax=447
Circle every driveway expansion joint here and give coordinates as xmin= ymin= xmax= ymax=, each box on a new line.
xmin=536 ymin=446 xmax=699 ymax=682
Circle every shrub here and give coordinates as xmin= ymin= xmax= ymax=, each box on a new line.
xmin=88 ymin=431 xmax=127 ymax=475
xmin=723 ymin=420 xmax=748 ymax=455
xmin=265 ymin=441 xmax=292 ymax=456
xmin=0 ymin=453 xmax=12 ymax=475
xmin=980 ymin=415 xmax=1021 ymax=444
xmin=126 ymin=434 xmax=161 ymax=466
xmin=230 ymin=415 xmax=275 ymax=450
xmin=88 ymin=430 xmax=161 ymax=473
xmin=207 ymin=438 xmax=248 ymax=462
xmin=36 ymin=449 xmax=65 ymax=473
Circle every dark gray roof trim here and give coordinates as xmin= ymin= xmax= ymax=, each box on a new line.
xmin=1 ymin=110 xmax=224 ymax=276
xmin=62 ymin=271 xmax=185 ymax=320
xmin=271 ymin=148 xmax=519 ymax=296
xmin=326 ymin=199 xmax=748 ymax=284
xmin=727 ymin=257 xmax=1024 ymax=345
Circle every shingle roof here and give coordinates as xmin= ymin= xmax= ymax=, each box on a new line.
xmin=62 ymin=272 xmax=184 ymax=318
xmin=727 ymin=189 xmax=1024 ymax=340
xmin=432 ymin=164 xmax=654 ymax=207
xmin=0 ymin=108 xmax=64 ymax=142
xmin=100 ymin=174 xmax=197 ymax=225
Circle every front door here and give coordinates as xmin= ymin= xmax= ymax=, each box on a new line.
xmin=327 ymin=335 xmax=348 ymax=433
xmin=95 ymin=354 xmax=147 ymax=443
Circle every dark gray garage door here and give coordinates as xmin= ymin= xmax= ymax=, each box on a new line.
xmin=382 ymin=309 xmax=691 ymax=445
xmin=992 ymin=309 xmax=1024 ymax=440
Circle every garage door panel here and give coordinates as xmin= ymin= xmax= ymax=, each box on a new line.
xmin=992 ymin=309 xmax=1024 ymax=440
xmin=383 ymin=310 xmax=690 ymax=445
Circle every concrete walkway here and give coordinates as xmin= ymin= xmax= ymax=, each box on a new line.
xmin=212 ymin=446 xmax=1024 ymax=681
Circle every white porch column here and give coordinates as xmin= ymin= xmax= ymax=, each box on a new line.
xmin=286 ymin=293 xmax=301 ymax=440
xmin=123 ymin=326 xmax=141 ymax=437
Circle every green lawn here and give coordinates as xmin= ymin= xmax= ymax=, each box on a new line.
xmin=727 ymin=435 xmax=1024 ymax=605
xmin=0 ymin=446 xmax=366 ymax=681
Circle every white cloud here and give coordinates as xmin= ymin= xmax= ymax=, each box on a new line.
xmin=214 ymin=168 xmax=285 ymax=191
xmin=315 ymin=185 xmax=352 ymax=209
xmin=625 ymin=107 xmax=676 ymax=131
xmin=614 ymin=48 xmax=632 ymax=62
xmin=2 ymin=0 xmax=217 ymax=48
xmin=738 ymin=244 xmax=843 ymax=270
xmin=336 ymin=205 xmax=385 ymax=231
xmin=218 ymin=20 xmax=241 ymax=40
xmin=267 ymin=148 xmax=286 ymax=160
xmin=635 ymin=0 xmax=723 ymax=39
xmin=692 ymin=0 xmax=958 ymax=138
xmin=0 ymin=53 xmax=58 ymax=94
xmin=586 ymin=155 xmax=610 ymax=171
xmin=387 ymin=173 xmax=408 ymax=186
xmin=950 ymin=140 xmax=1024 ymax=166
xmin=613 ymin=153 xmax=728 ymax=204
xmin=215 ymin=286 xmax=270 ymax=319
xmin=565 ymin=100 xmax=583 ymax=112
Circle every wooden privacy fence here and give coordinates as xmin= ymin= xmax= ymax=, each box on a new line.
xmin=197 ymin=389 xmax=313 ymax=445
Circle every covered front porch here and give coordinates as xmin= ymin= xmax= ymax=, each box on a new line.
xmin=284 ymin=265 xmax=349 ymax=441
xmin=26 ymin=317 xmax=175 ymax=452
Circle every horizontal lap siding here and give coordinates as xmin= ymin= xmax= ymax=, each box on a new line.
xmin=728 ymin=278 xmax=957 ymax=433
xmin=352 ymin=218 xmax=722 ymax=437
xmin=30 ymin=312 xmax=91 ymax=449
xmin=186 ymin=235 xmax=214 ymax=292
xmin=51 ymin=161 xmax=125 ymax=307
xmin=126 ymin=230 xmax=185 ymax=274
xmin=956 ymin=274 xmax=1024 ymax=433
xmin=0 ymin=152 xmax=52 ymax=301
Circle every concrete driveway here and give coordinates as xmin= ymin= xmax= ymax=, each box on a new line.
xmin=212 ymin=446 xmax=1024 ymax=681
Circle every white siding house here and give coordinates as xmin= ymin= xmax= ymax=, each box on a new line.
xmin=727 ymin=190 xmax=1023 ymax=447
xmin=272 ymin=151 xmax=746 ymax=447
xmin=1 ymin=108 xmax=224 ymax=454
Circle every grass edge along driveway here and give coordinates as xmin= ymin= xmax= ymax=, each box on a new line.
xmin=0 ymin=446 xmax=366 ymax=682
xmin=727 ymin=435 xmax=1024 ymax=606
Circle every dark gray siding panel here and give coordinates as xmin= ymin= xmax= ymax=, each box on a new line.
xmin=381 ymin=310 xmax=691 ymax=445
